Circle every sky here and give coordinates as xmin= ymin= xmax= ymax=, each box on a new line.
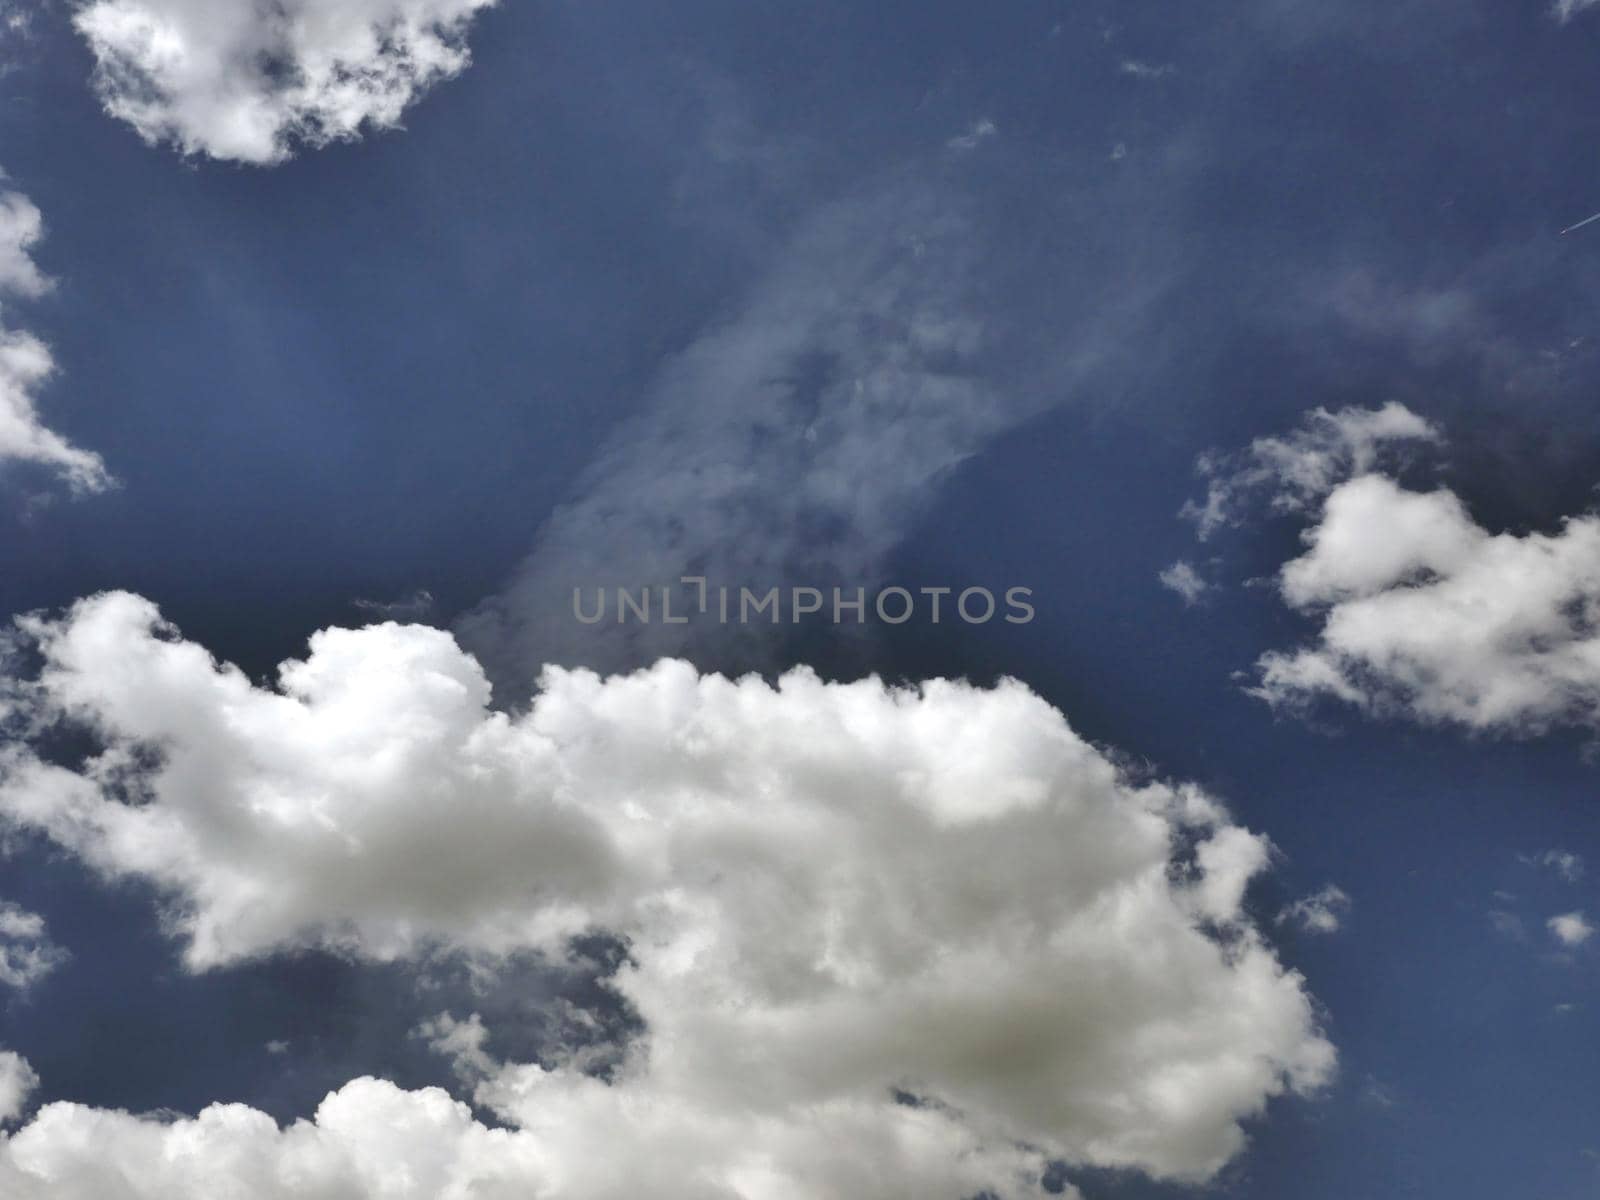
xmin=0 ymin=0 xmax=1599 ymax=1196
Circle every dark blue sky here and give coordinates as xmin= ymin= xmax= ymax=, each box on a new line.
xmin=3 ymin=1 xmax=1600 ymax=1196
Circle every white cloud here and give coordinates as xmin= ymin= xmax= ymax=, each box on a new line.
xmin=1549 ymin=912 xmax=1594 ymax=948
xmin=1188 ymin=405 xmax=1600 ymax=735
xmin=1251 ymin=472 xmax=1600 ymax=733
xmin=0 ymin=189 xmax=111 ymax=495
xmin=0 ymin=903 xmax=66 ymax=992
xmin=1522 ymin=849 xmax=1584 ymax=883
xmin=1159 ymin=560 xmax=1210 ymax=605
xmin=1554 ymin=0 xmax=1600 ymax=23
xmin=0 ymin=590 xmax=1335 ymax=1191
xmin=1119 ymin=59 xmax=1174 ymax=80
xmin=947 ymin=118 xmax=997 ymax=151
xmin=73 ymin=0 xmax=497 ymax=164
xmin=1182 ymin=402 xmax=1439 ymax=541
xmin=1278 ymin=885 xmax=1351 ymax=935
xmin=0 ymin=1052 xmax=36 ymax=1125
xmin=0 ymin=1073 xmax=1041 ymax=1200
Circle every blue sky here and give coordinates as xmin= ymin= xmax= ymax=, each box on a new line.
xmin=1 ymin=1 xmax=1600 ymax=1197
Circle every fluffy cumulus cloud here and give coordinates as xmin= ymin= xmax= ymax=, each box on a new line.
xmin=73 ymin=0 xmax=497 ymax=163
xmin=0 ymin=189 xmax=110 ymax=494
xmin=1189 ymin=403 xmax=1600 ymax=736
xmin=0 ymin=903 xmax=66 ymax=992
xmin=1255 ymin=471 xmax=1600 ymax=732
xmin=0 ymin=591 xmax=1335 ymax=1195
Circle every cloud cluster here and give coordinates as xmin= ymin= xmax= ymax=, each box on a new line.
xmin=1183 ymin=401 xmax=1439 ymax=541
xmin=1253 ymin=470 xmax=1600 ymax=733
xmin=1187 ymin=404 xmax=1600 ymax=736
xmin=73 ymin=0 xmax=497 ymax=163
xmin=0 ymin=591 xmax=1334 ymax=1193
xmin=0 ymin=189 xmax=110 ymax=494
xmin=0 ymin=904 xmax=66 ymax=992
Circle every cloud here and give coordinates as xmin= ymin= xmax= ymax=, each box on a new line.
xmin=1159 ymin=560 xmax=1211 ymax=605
xmin=0 ymin=903 xmax=66 ymax=992
xmin=0 ymin=1053 xmax=35 ymax=1125
xmin=1549 ymin=912 xmax=1594 ymax=948
xmin=1554 ymin=0 xmax=1600 ymax=23
xmin=1278 ymin=885 xmax=1351 ymax=934
xmin=0 ymin=1073 xmax=1040 ymax=1200
xmin=1250 ymin=472 xmax=1600 ymax=734
xmin=1182 ymin=402 xmax=1439 ymax=541
xmin=1189 ymin=405 xmax=1600 ymax=736
xmin=72 ymin=0 xmax=497 ymax=164
xmin=0 ymin=590 xmax=1334 ymax=1191
xmin=1522 ymin=849 xmax=1584 ymax=883
xmin=946 ymin=118 xmax=997 ymax=151
xmin=0 ymin=189 xmax=111 ymax=495
xmin=1119 ymin=60 xmax=1174 ymax=80
xmin=456 ymin=186 xmax=1035 ymax=682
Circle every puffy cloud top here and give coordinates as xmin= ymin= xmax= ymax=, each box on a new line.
xmin=1255 ymin=473 xmax=1600 ymax=733
xmin=0 ymin=591 xmax=1335 ymax=1192
xmin=1184 ymin=404 xmax=1600 ymax=737
xmin=74 ymin=0 xmax=497 ymax=163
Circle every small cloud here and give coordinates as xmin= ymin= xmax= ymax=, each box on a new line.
xmin=1180 ymin=402 xmax=1440 ymax=542
xmin=946 ymin=119 xmax=997 ymax=152
xmin=1554 ymin=0 xmax=1600 ymax=24
xmin=1278 ymin=884 xmax=1351 ymax=934
xmin=1119 ymin=59 xmax=1174 ymax=80
xmin=415 ymin=1012 xmax=497 ymax=1082
xmin=1521 ymin=849 xmax=1584 ymax=883
xmin=265 ymin=1039 xmax=290 ymax=1055
xmin=1159 ymin=560 xmax=1211 ymax=606
xmin=0 ymin=902 xmax=67 ymax=992
xmin=1549 ymin=911 xmax=1594 ymax=947
xmin=1359 ymin=1075 xmax=1398 ymax=1109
